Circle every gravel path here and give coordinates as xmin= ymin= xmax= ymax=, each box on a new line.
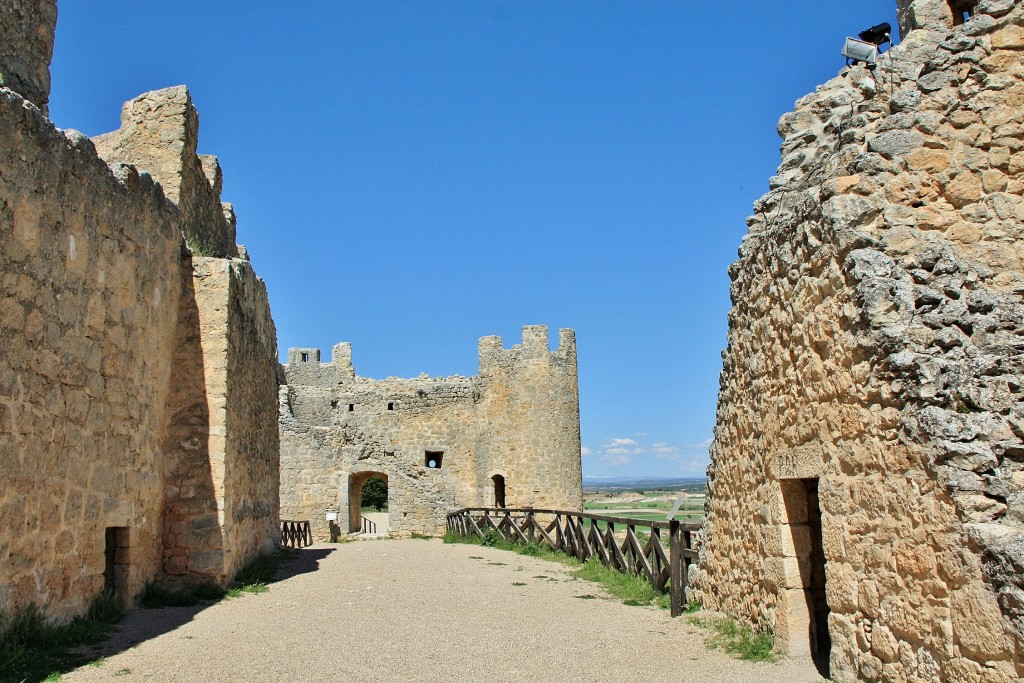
xmin=63 ymin=539 xmax=826 ymax=683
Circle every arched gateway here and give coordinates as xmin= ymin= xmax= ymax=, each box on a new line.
xmin=348 ymin=471 xmax=389 ymax=535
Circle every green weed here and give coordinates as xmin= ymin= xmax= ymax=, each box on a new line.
xmin=688 ymin=614 xmax=777 ymax=662
xmin=0 ymin=592 xmax=125 ymax=683
xmin=575 ymin=558 xmax=658 ymax=606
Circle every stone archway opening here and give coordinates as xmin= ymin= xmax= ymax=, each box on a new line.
xmin=492 ymin=474 xmax=506 ymax=508
xmin=349 ymin=471 xmax=389 ymax=535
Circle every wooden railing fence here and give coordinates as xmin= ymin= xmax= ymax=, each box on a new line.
xmin=361 ymin=517 xmax=377 ymax=535
xmin=280 ymin=519 xmax=313 ymax=548
xmin=445 ymin=507 xmax=700 ymax=617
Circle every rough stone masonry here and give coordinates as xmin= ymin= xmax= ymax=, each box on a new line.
xmin=0 ymin=2 xmax=279 ymax=622
xmin=696 ymin=1 xmax=1024 ymax=681
xmin=279 ymin=325 xmax=583 ymax=539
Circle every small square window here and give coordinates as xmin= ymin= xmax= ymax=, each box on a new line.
xmin=348 ymin=404 xmax=354 ymax=412
xmin=387 ymin=402 xmax=394 ymax=411
xmin=301 ymin=352 xmax=309 ymax=362
xmin=425 ymin=451 xmax=443 ymax=469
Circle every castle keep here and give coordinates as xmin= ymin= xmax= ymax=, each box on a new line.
xmin=279 ymin=325 xmax=583 ymax=539
xmin=0 ymin=2 xmax=279 ymax=621
xmin=696 ymin=1 xmax=1024 ymax=681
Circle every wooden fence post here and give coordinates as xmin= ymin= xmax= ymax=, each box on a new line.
xmin=670 ymin=519 xmax=682 ymax=618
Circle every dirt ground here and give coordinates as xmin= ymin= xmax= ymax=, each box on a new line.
xmin=61 ymin=539 xmax=826 ymax=683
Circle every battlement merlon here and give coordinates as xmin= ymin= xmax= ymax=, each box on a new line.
xmin=90 ymin=86 xmax=239 ymax=259
xmin=478 ymin=325 xmax=577 ymax=374
xmin=283 ymin=343 xmax=355 ymax=386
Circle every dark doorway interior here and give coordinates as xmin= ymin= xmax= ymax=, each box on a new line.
xmin=492 ymin=474 xmax=506 ymax=508
xmin=949 ymin=0 xmax=976 ymax=25
xmin=802 ymin=479 xmax=830 ymax=677
xmin=103 ymin=527 xmax=129 ymax=603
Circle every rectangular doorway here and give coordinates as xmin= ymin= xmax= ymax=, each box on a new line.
xmin=104 ymin=527 xmax=129 ymax=602
xmin=803 ymin=479 xmax=830 ymax=675
xmin=779 ymin=478 xmax=830 ymax=677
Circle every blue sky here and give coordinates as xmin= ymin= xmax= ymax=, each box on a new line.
xmin=47 ymin=1 xmax=896 ymax=479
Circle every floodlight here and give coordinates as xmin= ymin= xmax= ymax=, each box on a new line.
xmin=858 ymin=22 xmax=892 ymax=47
xmin=842 ymin=37 xmax=878 ymax=65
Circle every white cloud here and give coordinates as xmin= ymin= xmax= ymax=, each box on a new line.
xmin=599 ymin=452 xmax=634 ymax=467
xmin=585 ymin=433 xmax=713 ymax=473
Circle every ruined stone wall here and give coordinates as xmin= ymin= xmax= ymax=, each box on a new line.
xmin=93 ymin=87 xmax=238 ymax=259
xmin=279 ymin=326 xmax=583 ymax=539
xmin=0 ymin=87 xmax=183 ymax=620
xmin=1 ymin=15 xmax=280 ymax=619
xmin=162 ymin=257 xmax=279 ymax=585
xmin=0 ymin=0 xmax=57 ymax=113
xmin=221 ymin=257 xmax=280 ymax=578
xmin=696 ymin=1 xmax=1024 ymax=681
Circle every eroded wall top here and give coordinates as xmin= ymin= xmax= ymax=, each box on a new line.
xmin=92 ymin=86 xmax=239 ymax=259
xmin=0 ymin=0 xmax=57 ymax=113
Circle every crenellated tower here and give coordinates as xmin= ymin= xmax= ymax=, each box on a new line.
xmin=475 ymin=325 xmax=583 ymax=510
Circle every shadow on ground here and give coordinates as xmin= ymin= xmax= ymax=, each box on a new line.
xmin=82 ymin=547 xmax=335 ymax=667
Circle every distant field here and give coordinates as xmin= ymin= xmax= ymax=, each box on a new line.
xmin=582 ymin=498 xmax=704 ymax=526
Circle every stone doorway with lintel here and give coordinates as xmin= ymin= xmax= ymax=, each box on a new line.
xmin=771 ymin=447 xmax=830 ymax=678
xmin=348 ymin=471 xmax=389 ymax=536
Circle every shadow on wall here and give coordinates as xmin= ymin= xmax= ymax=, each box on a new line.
xmin=161 ymin=259 xmax=225 ymax=587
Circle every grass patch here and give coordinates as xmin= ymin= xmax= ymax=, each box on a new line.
xmin=0 ymin=592 xmax=125 ymax=683
xmin=576 ymin=557 xmax=658 ymax=606
xmin=688 ymin=614 xmax=777 ymax=662
xmin=511 ymin=582 xmax=527 ymax=587
xmin=409 ymin=532 xmax=433 ymax=540
xmin=444 ymin=529 xmax=671 ymax=608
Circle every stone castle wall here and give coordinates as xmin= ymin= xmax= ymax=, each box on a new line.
xmin=1 ymin=2 xmax=280 ymax=621
xmin=0 ymin=87 xmax=182 ymax=620
xmin=279 ymin=326 xmax=583 ymax=539
xmin=0 ymin=0 xmax=57 ymax=114
xmin=696 ymin=1 xmax=1024 ymax=681
xmin=161 ymin=257 xmax=279 ymax=585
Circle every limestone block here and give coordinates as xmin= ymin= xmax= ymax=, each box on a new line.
xmin=991 ymin=25 xmax=1024 ymax=50
xmin=775 ymin=588 xmax=813 ymax=657
xmin=950 ymin=584 xmax=1012 ymax=662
